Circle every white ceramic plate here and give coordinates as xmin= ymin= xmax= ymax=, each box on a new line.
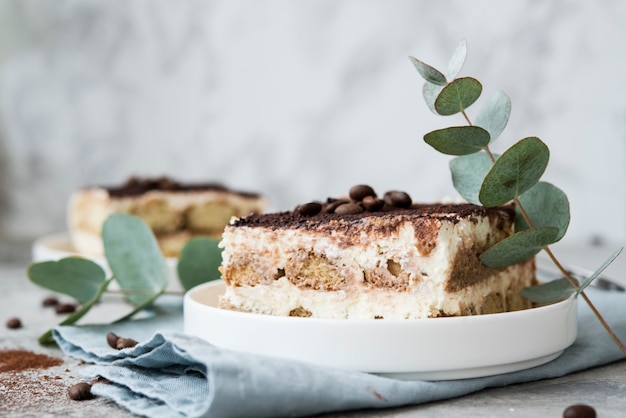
xmin=184 ymin=279 xmax=578 ymax=381
xmin=32 ymin=232 xmax=182 ymax=291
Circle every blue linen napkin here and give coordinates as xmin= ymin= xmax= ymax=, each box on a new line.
xmin=53 ymin=290 xmax=626 ymax=418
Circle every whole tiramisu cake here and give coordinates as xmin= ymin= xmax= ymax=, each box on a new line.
xmin=68 ymin=176 xmax=267 ymax=257
xmin=218 ymin=185 xmax=536 ymax=319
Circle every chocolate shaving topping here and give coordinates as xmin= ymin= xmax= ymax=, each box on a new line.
xmin=99 ymin=176 xmax=261 ymax=198
xmin=233 ymin=184 xmax=514 ymax=230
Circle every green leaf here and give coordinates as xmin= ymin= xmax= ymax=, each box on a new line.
xmin=480 ymin=227 xmax=560 ymax=268
xmin=409 ymin=56 xmax=447 ymax=86
xmin=177 ymin=237 xmax=223 ymax=291
xmin=445 ymin=40 xmax=467 ymax=79
xmin=516 ymin=182 xmax=570 ymax=241
xmin=423 ymin=82 xmax=445 ymax=114
xmin=424 ymin=126 xmax=490 ymax=156
xmin=576 ymin=247 xmax=623 ymax=295
xmin=28 ymin=257 xmax=106 ymax=304
xmin=434 ymin=77 xmax=482 ymax=116
xmin=102 ymin=214 xmax=169 ymax=305
xmin=39 ymin=277 xmax=114 ymax=345
xmin=479 ymin=137 xmax=550 ymax=207
xmin=520 ymin=278 xmax=576 ymax=305
xmin=450 ymin=152 xmax=495 ymax=204
xmin=475 ymin=91 xmax=511 ymax=144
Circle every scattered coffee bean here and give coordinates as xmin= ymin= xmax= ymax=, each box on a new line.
xmin=55 ymin=303 xmax=77 ymax=314
xmin=325 ymin=199 xmax=350 ymax=214
xmin=296 ymin=202 xmax=322 ymax=216
xmin=68 ymin=382 xmax=93 ymax=401
xmin=6 ymin=317 xmax=22 ymax=329
xmin=106 ymin=332 xmax=120 ymax=349
xmin=42 ymin=296 xmax=59 ymax=307
xmin=383 ymin=190 xmax=412 ymax=208
xmin=116 ymin=337 xmax=139 ymax=350
xmin=563 ymin=404 xmax=596 ymax=418
xmin=362 ymin=196 xmax=384 ymax=212
xmin=334 ymin=202 xmax=364 ymax=215
xmin=349 ymin=184 xmax=376 ymax=201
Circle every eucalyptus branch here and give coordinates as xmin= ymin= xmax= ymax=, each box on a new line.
xmin=463 ymin=105 xmax=626 ymax=356
xmin=415 ymin=42 xmax=625 ymax=354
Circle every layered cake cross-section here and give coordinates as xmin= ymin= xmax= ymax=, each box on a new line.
xmin=68 ymin=176 xmax=267 ymax=257
xmin=218 ymin=185 xmax=536 ymax=319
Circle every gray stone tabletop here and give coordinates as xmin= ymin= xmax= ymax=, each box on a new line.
xmin=1 ymin=239 xmax=625 ymax=417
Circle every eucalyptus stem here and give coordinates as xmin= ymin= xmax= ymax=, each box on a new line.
xmin=106 ymin=288 xmax=185 ymax=296
xmin=460 ymin=108 xmax=626 ymax=356
xmin=543 ymin=246 xmax=626 ymax=354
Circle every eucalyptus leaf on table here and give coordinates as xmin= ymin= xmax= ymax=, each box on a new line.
xmin=28 ymin=257 xmax=106 ymax=304
xmin=103 ymin=214 xmax=169 ymax=305
xmin=27 ymin=214 xmax=175 ymax=345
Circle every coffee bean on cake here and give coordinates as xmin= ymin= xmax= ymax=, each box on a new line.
xmin=324 ymin=199 xmax=350 ymax=214
xmin=334 ymin=202 xmax=363 ymax=215
xmin=349 ymin=184 xmax=376 ymax=201
xmin=383 ymin=190 xmax=412 ymax=208
xmin=296 ymin=202 xmax=322 ymax=216
xmin=362 ymin=196 xmax=384 ymax=212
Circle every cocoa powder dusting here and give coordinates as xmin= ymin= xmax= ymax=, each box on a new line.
xmin=0 ymin=349 xmax=63 ymax=373
xmin=0 ymin=349 xmax=69 ymax=413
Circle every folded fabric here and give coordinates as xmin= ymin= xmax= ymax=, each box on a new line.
xmin=53 ymin=289 xmax=626 ymax=418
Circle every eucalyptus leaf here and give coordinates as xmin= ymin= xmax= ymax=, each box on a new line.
xmin=516 ymin=182 xmax=570 ymax=241
xmin=576 ymin=247 xmax=623 ymax=295
xmin=38 ymin=277 xmax=114 ymax=345
xmin=177 ymin=237 xmax=223 ymax=291
xmin=103 ymin=214 xmax=169 ymax=305
xmin=520 ymin=278 xmax=576 ymax=305
xmin=423 ymin=82 xmax=445 ymax=114
xmin=479 ymin=137 xmax=550 ymax=207
xmin=424 ymin=126 xmax=490 ymax=156
xmin=479 ymin=227 xmax=560 ymax=268
xmin=409 ymin=56 xmax=447 ymax=86
xmin=28 ymin=257 xmax=106 ymax=304
xmin=434 ymin=77 xmax=482 ymax=116
xmin=445 ymin=39 xmax=467 ymax=79
xmin=450 ymin=152 xmax=495 ymax=204
xmin=475 ymin=91 xmax=511 ymax=144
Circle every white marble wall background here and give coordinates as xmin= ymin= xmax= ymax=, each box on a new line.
xmin=0 ymin=0 xmax=624 ymax=247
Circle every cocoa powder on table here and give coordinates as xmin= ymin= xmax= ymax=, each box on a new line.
xmin=0 ymin=349 xmax=63 ymax=373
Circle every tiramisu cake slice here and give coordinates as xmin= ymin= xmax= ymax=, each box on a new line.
xmin=218 ymin=185 xmax=536 ymax=319
xmin=68 ymin=177 xmax=267 ymax=257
